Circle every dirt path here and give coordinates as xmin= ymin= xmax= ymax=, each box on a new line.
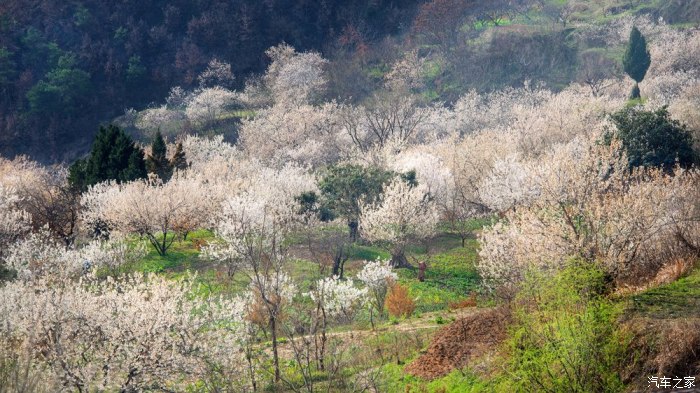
xmin=275 ymin=306 xmax=484 ymax=360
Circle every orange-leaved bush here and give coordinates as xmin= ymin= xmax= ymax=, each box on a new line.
xmin=384 ymin=282 xmax=416 ymax=318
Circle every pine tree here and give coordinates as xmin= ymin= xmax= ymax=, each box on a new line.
xmin=68 ymin=125 xmax=147 ymax=191
xmin=170 ymin=142 xmax=189 ymax=172
xmin=146 ymin=131 xmax=173 ymax=181
xmin=622 ymin=26 xmax=651 ymax=99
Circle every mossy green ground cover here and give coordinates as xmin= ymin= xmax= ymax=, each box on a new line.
xmin=629 ymin=267 xmax=700 ymax=318
xmin=382 ymin=365 xmax=490 ymax=393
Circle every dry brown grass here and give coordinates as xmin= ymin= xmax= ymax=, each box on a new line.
xmin=447 ymin=293 xmax=477 ymax=311
xmin=616 ymin=256 xmax=696 ymax=296
xmin=622 ymin=318 xmax=700 ymax=390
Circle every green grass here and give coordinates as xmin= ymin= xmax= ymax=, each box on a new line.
xmin=399 ymin=238 xmax=482 ymax=312
xmin=380 ymin=364 xmax=490 ymax=393
xmin=629 ymin=267 xmax=700 ymax=318
xmin=287 ymin=258 xmax=324 ymax=290
xmin=347 ymin=243 xmax=390 ymax=261
xmin=117 ymin=229 xmax=215 ymax=274
xmin=217 ymin=109 xmax=256 ymax=121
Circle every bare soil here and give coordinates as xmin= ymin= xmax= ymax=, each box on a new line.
xmin=405 ymin=307 xmax=510 ymax=380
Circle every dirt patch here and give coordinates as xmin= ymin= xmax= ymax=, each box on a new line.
xmin=405 ymin=307 xmax=510 ymax=380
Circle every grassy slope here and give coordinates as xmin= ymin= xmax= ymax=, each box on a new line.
xmin=118 ymin=221 xmax=486 ymax=311
xmin=628 ymin=267 xmax=700 ymax=319
xmin=115 ymin=222 xmax=488 ymax=391
xmin=381 ymin=265 xmax=700 ymax=393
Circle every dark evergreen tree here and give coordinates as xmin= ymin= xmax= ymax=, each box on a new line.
xmin=622 ymin=26 xmax=651 ymax=99
xmin=170 ymin=142 xmax=189 ymax=172
xmin=146 ymin=131 xmax=173 ymax=181
xmin=607 ymin=106 xmax=697 ymax=169
xmin=318 ymin=165 xmax=395 ymax=240
xmin=68 ymin=125 xmax=147 ymax=191
xmin=400 ymin=170 xmax=418 ymax=188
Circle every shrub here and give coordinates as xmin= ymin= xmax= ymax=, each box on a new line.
xmin=607 ymin=106 xmax=697 ymax=169
xmin=448 ymin=293 xmax=477 ymax=310
xmin=385 ymin=283 xmax=416 ymax=318
xmin=503 ymin=261 xmax=628 ymax=392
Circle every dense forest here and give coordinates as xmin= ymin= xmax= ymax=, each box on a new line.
xmin=0 ymin=0 xmax=424 ymax=161
xmin=3 ymin=0 xmax=699 ymax=162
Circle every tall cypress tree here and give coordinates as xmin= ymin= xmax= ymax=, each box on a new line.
xmin=623 ymin=26 xmax=651 ymax=99
xmin=68 ymin=125 xmax=146 ymax=191
xmin=146 ymin=131 xmax=173 ymax=181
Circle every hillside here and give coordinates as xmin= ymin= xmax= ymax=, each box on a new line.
xmin=2 ymin=0 xmax=700 ymax=162
xmin=1 ymin=1 xmax=700 ymax=392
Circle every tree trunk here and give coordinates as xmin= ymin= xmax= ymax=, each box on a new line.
xmin=630 ymin=83 xmax=641 ymax=99
xmin=389 ymin=252 xmax=413 ymax=269
xmin=332 ymin=247 xmax=348 ymax=279
xmin=270 ymin=316 xmax=280 ymax=383
xmin=348 ymin=220 xmax=358 ymax=242
xmin=318 ymin=308 xmax=327 ymax=371
xmin=160 ymin=232 xmax=167 ymax=256
xmin=246 ymin=346 xmax=258 ymax=392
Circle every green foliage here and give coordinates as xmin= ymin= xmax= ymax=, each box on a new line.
xmin=607 ymin=106 xmax=697 ymax=168
xmin=73 ymin=5 xmax=92 ymax=27
xmin=113 ymin=26 xmax=128 ymax=42
xmin=622 ymin=26 xmax=651 ymax=83
xmin=126 ymin=55 xmax=146 ymax=84
xmin=294 ymin=191 xmax=334 ymax=221
xmin=146 ymin=131 xmax=173 ymax=180
xmin=381 ymin=363 xmax=489 ymax=393
xmin=400 ymin=169 xmax=418 ymax=188
xmin=317 ymin=164 xmax=395 ymax=238
xmin=19 ymin=28 xmax=62 ymax=74
xmin=26 ymin=54 xmax=92 ymax=115
xmin=170 ymin=142 xmax=188 ymax=172
xmin=503 ymin=261 xmax=627 ymax=393
xmin=68 ymin=124 xmax=147 ymax=191
xmin=0 ymin=263 xmax=16 ymax=282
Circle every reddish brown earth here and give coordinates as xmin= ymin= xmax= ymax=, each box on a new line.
xmin=405 ymin=307 xmax=510 ymax=380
